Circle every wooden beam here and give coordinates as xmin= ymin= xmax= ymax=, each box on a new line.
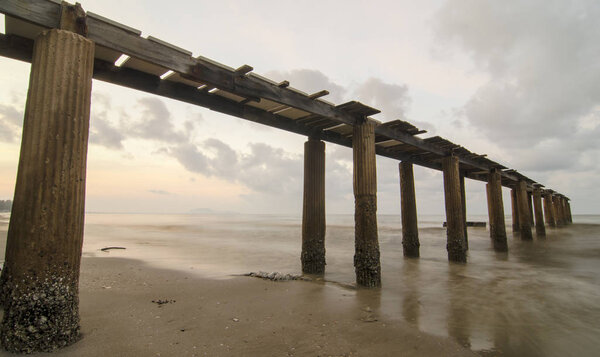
xmin=235 ymin=64 xmax=253 ymax=75
xmin=308 ymin=90 xmax=329 ymax=99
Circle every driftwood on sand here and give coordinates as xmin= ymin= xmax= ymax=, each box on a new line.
xmin=100 ymin=247 xmax=126 ymax=252
xmin=242 ymin=271 xmax=312 ymax=282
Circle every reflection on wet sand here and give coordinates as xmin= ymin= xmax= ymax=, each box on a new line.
xmin=400 ymin=260 xmax=420 ymax=328
xmin=446 ymin=265 xmax=471 ymax=349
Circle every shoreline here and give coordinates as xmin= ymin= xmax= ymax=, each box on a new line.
xmin=0 ymin=256 xmax=475 ymax=356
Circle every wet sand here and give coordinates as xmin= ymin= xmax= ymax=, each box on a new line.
xmin=0 ymin=257 xmax=475 ymax=356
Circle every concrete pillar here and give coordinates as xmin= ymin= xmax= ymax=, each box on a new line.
xmin=399 ymin=161 xmax=419 ymax=257
xmin=459 ymin=171 xmax=468 ymax=249
xmin=486 ymin=184 xmax=494 ymax=232
xmin=543 ymin=192 xmax=556 ymax=227
xmin=442 ymin=156 xmax=467 ymax=262
xmin=527 ymin=192 xmax=534 ymax=226
xmin=566 ymin=201 xmax=573 ymax=223
xmin=511 ymin=188 xmax=520 ymax=233
xmin=0 ymin=29 xmax=94 ymax=353
xmin=301 ymin=138 xmax=326 ymax=274
xmin=532 ymin=187 xmax=546 ymax=236
xmin=516 ymin=181 xmax=533 ymax=240
xmin=353 ymin=119 xmax=380 ymax=287
xmin=562 ymin=198 xmax=570 ymax=224
xmin=560 ymin=198 xmax=567 ymax=225
xmin=553 ymin=196 xmax=564 ymax=226
xmin=488 ymin=169 xmax=507 ymax=251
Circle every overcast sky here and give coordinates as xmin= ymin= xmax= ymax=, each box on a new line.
xmin=0 ymin=0 xmax=598 ymax=215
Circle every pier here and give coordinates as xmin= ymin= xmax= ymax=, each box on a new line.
xmin=0 ymin=0 xmax=573 ymax=352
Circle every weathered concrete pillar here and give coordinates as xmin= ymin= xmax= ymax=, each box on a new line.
xmin=516 ymin=181 xmax=533 ymax=240
xmin=559 ymin=197 xmax=567 ymax=225
xmin=353 ymin=119 xmax=380 ymax=287
xmin=399 ymin=161 xmax=419 ymax=257
xmin=553 ymin=196 xmax=564 ymax=227
xmin=486 ymin=184 xmax=494 ymax=232
xmin=527 ymin=192 xmax=534 ymax=226
xmin=566 ymin=201 xmax=573 ymax=223
xmin=442 ymin=156 xmax=467 ymax=262
xmin=488 ymin=169 xmax=507 ymax=251
xmin=459 ymin=171 xmax=468 ymax=249
xmin=561 ymin=198 xmax=569 ymax=224
xmin=0 ymin=29 xmax=94 ymax=353
xmin=543 ymin=192 xmax=556 ymax=227
xmin=511 ymin=188 xmax=520 ymax=233
xmin=301 ymin=138 xmax=326 ymax=274
xmin=532 ymin=187 xmax=546 ymax=236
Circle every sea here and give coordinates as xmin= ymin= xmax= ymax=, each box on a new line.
xmin=1 ymin=212 xmax=600 ymax=357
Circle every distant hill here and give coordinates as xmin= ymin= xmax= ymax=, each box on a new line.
xmin=0 ymin=200 xmax=12 ymax=212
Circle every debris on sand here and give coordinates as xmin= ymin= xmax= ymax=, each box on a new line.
xmin=242 ymin=271 xmax=311 ymax=282
xmin=152 ymin=299 xmax=176 ymax=307
xmin=100 ymin=246 xmax=126 ymax=252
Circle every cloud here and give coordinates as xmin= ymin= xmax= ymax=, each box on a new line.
xmin=0 ymin=104 xmax=23 ymax=142
xmin=170 ymin=139 xmax=303 ymax=195
xmin=265 ymin=69 xmax=346 ymax=104
xmin=126 ymin=97 xmax=192 ymax=143
xmin=352 ymin=78 xmax=411 ymax=122
xmin=434 ymin=0 xmax=600 ymax=159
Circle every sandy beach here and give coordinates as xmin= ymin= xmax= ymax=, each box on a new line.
xmin=0 ymin=257 xmax=474 ymax=357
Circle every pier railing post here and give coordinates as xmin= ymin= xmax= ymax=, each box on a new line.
xmin=399 ymin=161 xmax=419 ymax=257
xmin=488 ymin=169 xmax=507 ymax=251
xmin=442 ymin=156 xmax=467 ymax=262
xmin=0 ymin=19 xmax=94 ymax=353
xmin=511 ymin=188 xmax=520 ymax=233
xmin=353 ymin=119 xmax=381 ymax=287
xmin=516 ymin=181 xmax=533 ymax=240
xmin=301 ymin=138 xmax=326 ymax=274
xmin=532 ymin=187 xmax=546 ymax=236
xmin=543 ymin=191 xmax=556 ymax=227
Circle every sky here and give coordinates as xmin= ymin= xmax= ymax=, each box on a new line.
xmin=0 ymin=0 xmax=599 ymax=215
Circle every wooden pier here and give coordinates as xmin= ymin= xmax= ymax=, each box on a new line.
xmin=0 ymin=0 xmax=574 ymax=352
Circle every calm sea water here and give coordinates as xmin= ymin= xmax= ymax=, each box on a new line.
xmin=1 ymin=212 xmax=599 ymax=356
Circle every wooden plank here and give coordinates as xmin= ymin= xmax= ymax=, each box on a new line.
xmin=4 ymin=15 xmax=46 ymax=39
xmin=0 ymin=0 xmax=60 ymax=31
xmin=308 ymin=90 xmax=329 ymax=99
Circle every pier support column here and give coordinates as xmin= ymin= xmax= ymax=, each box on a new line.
xmin=566 ymin=201 xmax=573 ymax=223
xmin=527 ymin=192 xmax=534 ymax=226
xmin=543 ymin=192 xmax=556 ymax=227
xmin=399 ymin=161 xmax=419 ymax=257
xmin=486 ymin=184 xmax=494 ymax=233
xmin=301 ymin=138 xmax=326 ymax=274
xmin=516 ymin=181 xmax=533 ymax=240
xmin=460 ymin=171 xmax=468 ymax=249
xmin=0 ymin=28 xmax=94 ymax=353
xmin=511 ymin=189 xmax=520 ymax=233
xmin=488 ymin=169 xmax=507 ymax=251
xmin=553 ymin=196 xmax=564 ymax=227
xmin=532 ymin=187 xmax=546 ymax=237
xmin=442 ymin=156 xmax=467 ymax=262
xmin=560 ymin=198 xmax=567 ymax=225
xmin=353 ymin=119 xmax=380 ymax=287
